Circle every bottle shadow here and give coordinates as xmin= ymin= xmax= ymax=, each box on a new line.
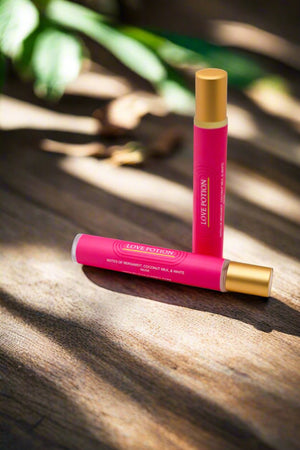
xmin=83 ymin=266 xmax=300 ymax=338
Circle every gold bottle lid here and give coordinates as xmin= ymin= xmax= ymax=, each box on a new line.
xmin=195 ymin=68 xmax=227 ymax=125
xmin=225 ymin=261 xmax=273 ymax=297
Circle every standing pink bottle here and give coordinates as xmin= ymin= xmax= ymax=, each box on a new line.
xmin=193 ymin=69 xmax=228 ymax=257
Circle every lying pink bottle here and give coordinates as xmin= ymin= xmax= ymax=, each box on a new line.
xmin=193 ymin=68 xmax=228 ymax=257
xmin=72 ymin=234 xmax=273 ymax=297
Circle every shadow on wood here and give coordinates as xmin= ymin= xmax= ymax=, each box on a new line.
xmin=0 ymin=352 xmax=114 ymax=450
xmin=1 ymin=289 xmax=276 ymax=449
xmin=83 ymin=265 xmax=300 ymax=337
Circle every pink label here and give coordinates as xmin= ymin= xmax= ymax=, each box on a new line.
xmin=113 ymin=241 xmax=187 ymax=265
xmin=193 ymin=125 xmax=227 ymax=257
xmin=75 ymin=235 xmax=224 ymax=291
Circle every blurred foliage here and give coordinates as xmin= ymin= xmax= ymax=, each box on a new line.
xmin=0 ymin=0 xmax=38 ymax=57
xmin=31 ymin=28 xmax=83 ymax=98
xmin=121 ymin=27 xmax=267 ymax=88
xmin=0 ymin=0 xmax=274 ymax=110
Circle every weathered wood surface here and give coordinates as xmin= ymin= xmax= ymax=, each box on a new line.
xmin=0 ymin=70 xmax=300 ymax=450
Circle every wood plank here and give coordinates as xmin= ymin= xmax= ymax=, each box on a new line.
xmin=1 ymin=79 xmax=300 ymax=450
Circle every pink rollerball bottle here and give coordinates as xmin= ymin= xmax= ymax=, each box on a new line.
xmin=72 ymin=234 xmax=273 ymax=297
xmin=193 ymin=68 xmax=228 ymax=257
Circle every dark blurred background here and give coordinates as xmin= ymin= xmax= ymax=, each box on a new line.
xmin=120 ymin=0 xmax=300 ymax=42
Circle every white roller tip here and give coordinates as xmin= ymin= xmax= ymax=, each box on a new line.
xmin=71 ymin=234 xmax=83 ymax=263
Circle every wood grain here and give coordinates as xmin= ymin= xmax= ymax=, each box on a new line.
xmin=0 ymin=74 xmax=300 ymax=450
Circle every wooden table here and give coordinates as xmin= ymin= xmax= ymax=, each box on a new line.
xmin=1 ymin=71 xmax=300 ymax=449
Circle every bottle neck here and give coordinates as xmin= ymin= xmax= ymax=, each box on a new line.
xmin=194 ymin=117 xmax=228 ymax=129
xmin=220 ymin=259 xmax=230 ymax=292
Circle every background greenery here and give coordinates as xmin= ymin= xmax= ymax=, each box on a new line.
xmin=0 ymin=0 xmax=286 ymax=112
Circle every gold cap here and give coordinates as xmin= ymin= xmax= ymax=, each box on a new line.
xmin=195 ymin=68 xmax=227 ymax=123
xmin=225 ymin=261 xmax=273 ymax=297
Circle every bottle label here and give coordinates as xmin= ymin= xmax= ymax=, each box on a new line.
xmin=113 ymin=240 xmax=187 ymax=265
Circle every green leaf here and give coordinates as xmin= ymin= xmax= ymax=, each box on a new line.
xmin=120 ymin=27 xmax=268 ymax=88
xmin=119 ymin=26 xmax=164 ymax=52
xmin=157 ymin=70 xmax=194 ymax=115
xmin=92 ymin=24 xmax=167 ymax=83
xmin=152 ymin=31 xmax=267 ymax=88
xmin=46 ymin=0 xmax=107 ymax=28
xmin=14 ymin=25 xmax=41 ymax=78
xmin=46 ymin=0 xmax=167 ymax=83
xmin=0 ymin=0 xmax=39 ymax=57
xmin=158 ymin=79 xmax=194 ymax=114
xmin=47 ymin=1 xmax=193 ymax=112
xmin=32 ymin=28 xmax=83 ymax=99
xmin=120 ymin=26 xmax=199 ymax=66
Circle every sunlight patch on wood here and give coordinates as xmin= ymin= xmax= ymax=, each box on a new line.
xmin=66 ymin=63 xmax=131 ymax=99
xmin=0 ymin=95 xmax=99 ymax=134
xmin=246 ymin=81 xmax=300 ymax=127
xmin=59 ymin=156 xmax=193 ymax=223
xmin=227 ymin=162 xmax=300 ymax=225
xmin=211 ymin=20 xmax=300 ymax=70
xmin=228 ymin=104 xmax=300 ymax=165
xmin=107 ymin=91 xmax=168 ymax=129
xmin=223 ymin=227 xmax=300 ymax=302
